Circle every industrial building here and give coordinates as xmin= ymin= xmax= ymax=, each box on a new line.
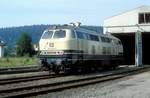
xmin=104 ymin=5 xmax=150 ymax=66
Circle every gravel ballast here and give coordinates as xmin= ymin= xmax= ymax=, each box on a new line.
xmin=36 ymin=71 xmax=150 ymax=98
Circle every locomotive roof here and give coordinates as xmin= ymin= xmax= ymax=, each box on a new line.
xmin=46 ymin=25 xmax=100 ymax=34
xmin=46 ymin=25 xmax=75 ymax=30
xmin=45 ymin=25 xmax=120 ymax=41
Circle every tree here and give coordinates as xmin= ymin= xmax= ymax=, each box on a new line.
xmin=16 ymin=33 xmax=34 ymax=57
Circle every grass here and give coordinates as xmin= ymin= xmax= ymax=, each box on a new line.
xmin=0 ymin=57 xmax=38 ymax=68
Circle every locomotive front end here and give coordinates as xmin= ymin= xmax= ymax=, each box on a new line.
xmin=38 ymin=27 xmax=79 ymax=73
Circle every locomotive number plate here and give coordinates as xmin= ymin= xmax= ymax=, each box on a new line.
xmin=49 ymin=43 xmax=54 ymax=47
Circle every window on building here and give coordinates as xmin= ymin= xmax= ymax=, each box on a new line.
xmin=139 ymin=13 xmax=145 ymax=24
xmin=139 ymin=13 xmax=150 ymax=24
xmin=145 ymin=13 xmax=150 ymax=23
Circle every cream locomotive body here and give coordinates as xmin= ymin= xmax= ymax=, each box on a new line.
xmin=38 ymin=23 xmax=123 ymax=73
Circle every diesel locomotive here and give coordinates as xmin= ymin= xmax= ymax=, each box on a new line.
xmin=38 ymin=22 xmax=123 ymax=74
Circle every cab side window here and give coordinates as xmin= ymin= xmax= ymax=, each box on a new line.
xmin=76 ymin=31 xmax=84 ymax=39
xmin=89 ymin=34 xmax=99 ymax=41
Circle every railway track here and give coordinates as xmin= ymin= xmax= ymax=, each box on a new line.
xmin=0 ymin=66 xmax=40 ymax=74
xmin=0 ymin=73 xmax=65 ymax=85
xmin=0 ymin=66 xmax=150 ymax=98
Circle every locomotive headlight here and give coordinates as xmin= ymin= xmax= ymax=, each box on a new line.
xmin=56 ymin=51 xmax=64 ymax=55
xmin=49 ymin=43 xmax=54 ymax=47
xmin=40 ymin=51 xmax=46 ymax=55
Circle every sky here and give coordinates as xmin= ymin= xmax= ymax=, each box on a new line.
xmin=0 ymin=0 xmax=150 ymax=28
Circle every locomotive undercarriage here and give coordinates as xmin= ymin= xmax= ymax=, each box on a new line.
xmin=39 ymin=53 xmax=123 ymax=74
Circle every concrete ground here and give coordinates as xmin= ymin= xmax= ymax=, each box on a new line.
xmin=36 ymin=70 xmax=150 ymax=98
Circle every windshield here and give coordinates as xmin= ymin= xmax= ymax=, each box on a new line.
xmin=42 ymin=31 xmax=53 ymax=39
xmin=53 ymin=30 xmax=66 ymax=38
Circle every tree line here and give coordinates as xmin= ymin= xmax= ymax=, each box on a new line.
xmin=16 ymin=33 xmax=35 ymax=57
xmin=1 ymin=25 xmax=102 ymax=57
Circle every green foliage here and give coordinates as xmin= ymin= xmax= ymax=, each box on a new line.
xmin=4 ymin=46 xmax=13 ymax=56
xmin=0 ymin=57 xmax=37 ymax=68
xmin=16 ymin=33 xmax=34 ymax=57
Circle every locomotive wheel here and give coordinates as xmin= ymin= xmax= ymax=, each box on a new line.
xmin=54 ymin=67 xmax=60 ymax=74
xmin=53 ymin=65 xmax=65 ymax=74
xmin=80 ymin=67 xmax=91 ymax=73
xmin=40 ymin=60 xmax=49 ymax=71
xmin=54 ymin=70 xmax=60 ymax=74
xmin=40 ymin=66 xmax=47 ymax=71
xmin=112 ymin=65 xmax=118 ymax=70
xmin=40 ymin=64 xmax=49 ymax=71
xmin=68 ymin=66 xmax=79 ymax=74
xmin=60 ymin=65 xmax=66 ymax=73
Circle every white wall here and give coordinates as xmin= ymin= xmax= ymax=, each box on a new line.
xmin=104 ymin=6 xmax=150 ymax=34
xmin=0 ymin=46 xmax=4 ymax=58
xmin=104 ymin=10 xmax=138 ymax=27
xmin=0 ymin=46 xmax=2 ymax=58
